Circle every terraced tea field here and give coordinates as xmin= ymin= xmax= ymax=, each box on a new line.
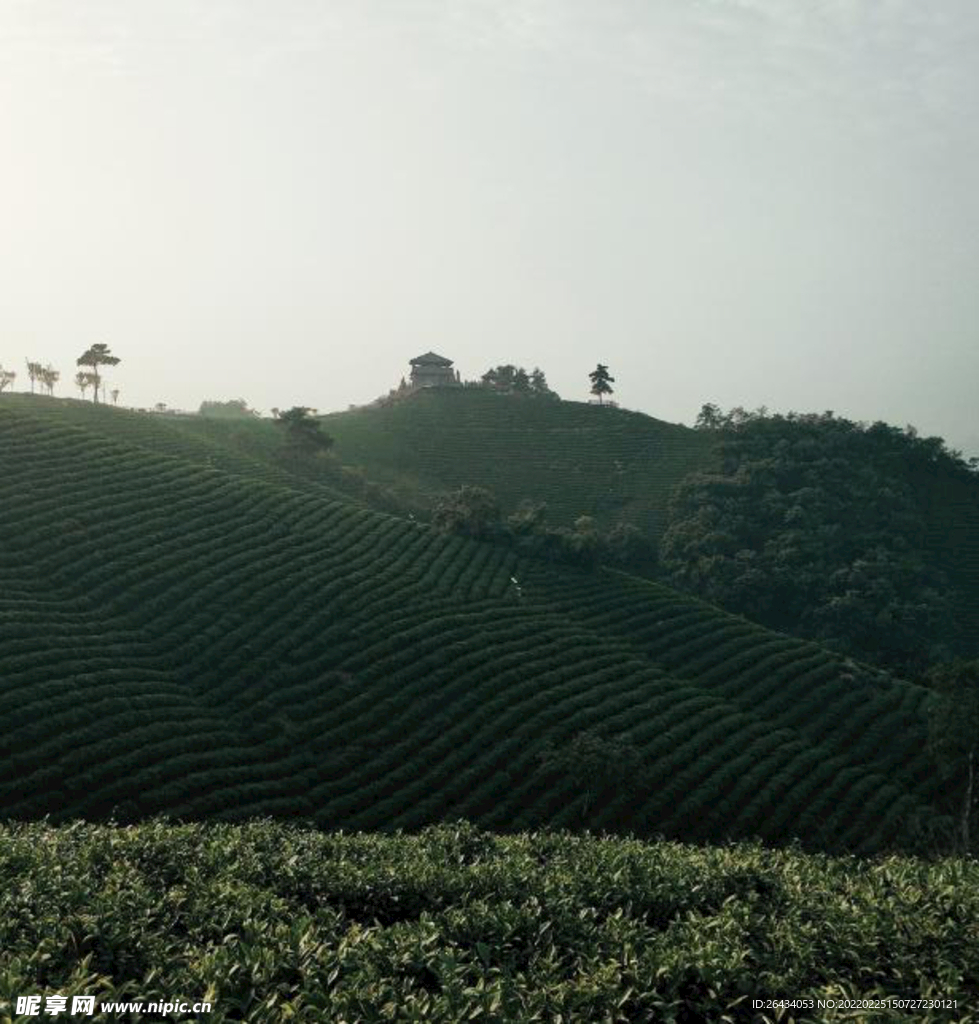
xmin=323 ymin=392 xmax=979 ymax=650
xmin=0 ymin=395 xmax=962 ymax=852
xmin=322 ymin=388 xmax=714 ymax=535
xmin=0 ymin=394 xmax=372 ymax=506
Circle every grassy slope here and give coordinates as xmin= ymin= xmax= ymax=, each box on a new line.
xmin=321 ymin=388 xmax=714 ymax=535
xmin=0 ymin=395 xmax=949 ymax=852
xmin=1 ymin=820 xmax=976 ymax=1023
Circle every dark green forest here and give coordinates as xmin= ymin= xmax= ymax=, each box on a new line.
xmin=662 ymin=408 xmax=978 ymax=677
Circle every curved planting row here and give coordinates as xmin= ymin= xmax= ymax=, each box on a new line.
xmin=526 ymin=567 xmax=939 ymax=807
xmin=0 ymin=399 xmax=943 ymax=852
xmin=0 ymin=393 xmax=356 ymax=504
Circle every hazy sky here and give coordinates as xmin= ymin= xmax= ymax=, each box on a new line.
xmin=2 ymin=1 xmax=977 ymax=453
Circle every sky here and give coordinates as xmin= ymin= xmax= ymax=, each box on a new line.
xmin=1 ymin=0 xmax=977 ymax=455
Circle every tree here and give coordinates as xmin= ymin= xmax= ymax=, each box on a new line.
xmin=273 ymin=406 xmax=334 ymax=456
xmin=604 ymin=522 xmax=657 ymax=573
xmin=75 ymin=371 xmax=97 ymax=399
xmin=76 ymin=343 xmax=120 ymax=404
xmin=200 ymin=398 xmax=258 ymax=419
xmin=25 ymin=360 xmax=44 ymax=394
xmin=482 ymin=364 xmax=558 ymax=399
xmin=39 ymin=365 xmax=59 ymax=395
xmin=482 ymin=365 xmax=517 ymax=391
xmin=537 ymin=730 xmax=643 ymax=822
xmin=588 ymin=364 xmax=614 ymax=404
xmin=529 ymin=367 xmax=557 ymax=399
xmin=568 ymin=515 xmax=602 ymax=566
xmin=0 ymin=366 xmax=15 ymax=393
xmin=432 ymin=485 xmax=502 ymax=540
xmin=694 ymin=402 xmax=723 ymax=430
xmin=506 ymin=499 xmax=549 ymax=537
xmin=927 ymin=660 xmax=979 ymax=854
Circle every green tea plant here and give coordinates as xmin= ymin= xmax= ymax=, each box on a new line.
xmin=0 ymin=821 xmax=977 ymax=1023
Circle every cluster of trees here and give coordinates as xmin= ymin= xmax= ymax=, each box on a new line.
xmin=476 ymin=362 xmax=617 ymax=405
xmin=199 ymin=398 xmax=260 ymax=419
xmin=24 ymin=362 xmax=60 ymax=395
xmin=479 ymin=365 xmax=557 ymax=398
xmin=0 ymin=345 xmax=122 ymax=404
xmin=75 ymin=343 xmax=121 ymax=404
xmin=536 ymin=729 xmax=643 ymax=823
xmin=272 ymin=406 xmax=335 ymax=457
xmin=664 ymin=407 xmax=976 ymax=676
xmin=432 ymin=484 xmax=655 ymax=572
xmin=695 ymin=402 xmax=979 ymax=471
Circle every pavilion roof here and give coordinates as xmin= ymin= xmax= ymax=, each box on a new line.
xmin=410 ymin=351 xmax=454 ymax=367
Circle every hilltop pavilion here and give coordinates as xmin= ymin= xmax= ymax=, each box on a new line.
xmin=409 ymin=352 xmax=460 ymax=388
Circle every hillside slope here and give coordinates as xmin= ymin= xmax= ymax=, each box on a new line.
xmin=0 ymin=396 xmax=946 ymax=852
xmin=323 ymin=390 xmax=979 ymax=653
xmin=321 ymin=389 xmax=714 ymax=535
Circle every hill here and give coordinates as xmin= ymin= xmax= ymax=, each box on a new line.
xmin=0 ymin=394 xmax=950 ymax=853
xmin=321 ymin=388 xmax=714 ymax=535
xmin=0 ymin=394 xmax=418 ymax=513
xmin=2 ymin=820 xmax=976 ymax=1022
xmin=324 ymin=391 xmax=979 ymax=659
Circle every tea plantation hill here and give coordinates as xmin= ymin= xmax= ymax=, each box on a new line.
xmin=322 ymin=387 xmax=979 ymax=655
xmin=320 ymin=387 xmax=714 ymax=537
xmin=0 ymin=393 xmax=394 ymax=509
xmin=0 ymin=393 xmax=952 ymax=852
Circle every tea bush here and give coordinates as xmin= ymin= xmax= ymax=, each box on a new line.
xmin=0 ymin=821 xmax=976 ymax=1022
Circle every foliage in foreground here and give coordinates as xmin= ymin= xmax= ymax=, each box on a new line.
xmin=0 ymin=820 xmax=976 ymax=1023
